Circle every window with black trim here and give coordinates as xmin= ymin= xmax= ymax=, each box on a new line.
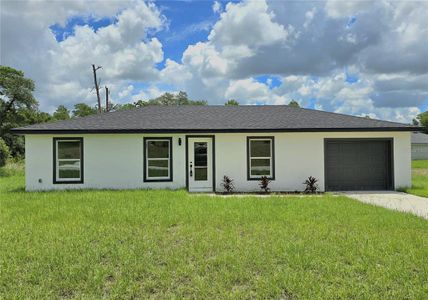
xmin=54 ymin=138 xmax=83 ymax=183
xmin=247 ymin=137 xmax=274 ymax=180
xmin=144 ymin=138 xmax=172 ymax=181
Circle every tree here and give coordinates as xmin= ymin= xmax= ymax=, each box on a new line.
xmin=288 ymin=100 xmax=300 ymax=108
xmin=225 ymin=99 xmax=239 ymax=106
xmin=415 ymin=111 xmax=428 ymax=133
xmin=116 ymin=103 xmax=138 ymax=111
xmin=0 ymin=66 xmax=38 ymax=126
xmin=53 ymin=105 xmax=71 ymax=120
xmin=72 ymin=103 xmax=97 ymax=118
xmin=133 ymin=91 xmax=207 ymax=106
xmin=0 ymin=137 xmax=10 ymax=167
xmin=0 ymin=66 xmax=42 ymax=157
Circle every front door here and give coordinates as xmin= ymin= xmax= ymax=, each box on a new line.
xmin=188 ymin=137 xmax=213 ymax=192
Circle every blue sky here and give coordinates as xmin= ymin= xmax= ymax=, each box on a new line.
xmin=1 ymin=0 xmax=427 ymax=123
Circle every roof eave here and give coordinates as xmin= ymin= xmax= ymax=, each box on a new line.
xmin=10 ymin=126 xmax=422 ymax=135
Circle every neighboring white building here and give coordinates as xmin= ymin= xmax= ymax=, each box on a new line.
xmin=13 ymin=106 xmax=420 ymax=192
xmin=411 ymin=132 xmax=428 ymax=160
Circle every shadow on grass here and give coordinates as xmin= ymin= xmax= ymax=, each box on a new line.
xmin=9 ymin=187 xmax=26 ymax=193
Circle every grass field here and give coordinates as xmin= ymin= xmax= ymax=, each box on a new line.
xmin=406 ymin=160 xmax=428 ymax=198
xmin=1 ymin=164 xmax=427 ymax=299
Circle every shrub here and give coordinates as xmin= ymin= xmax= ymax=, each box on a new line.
xmin=0 ymin=138 xmax=10 ymax=167
xmin=303 ymin=176 xmax=319 ymax=193
xmin=259 ymin=176 xmax=271 ymax=193
xmin=221 ymin=175 xmax=235 ymax=193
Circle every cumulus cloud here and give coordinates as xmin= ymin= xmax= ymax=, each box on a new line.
xmin=160 ymin=0 xmax=426 ymax=121
xmin=208 ymin=0 xmax=289 ymax=48
xmin=1 ymin=0 xmax=427 ymax=122
xmin=1 ymin=0 xmax=165 ymax=111
xmin=212 ymin=1 xmax=222 ymax=14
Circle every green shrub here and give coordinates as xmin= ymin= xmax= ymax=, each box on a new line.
xmin=0 ymin=138 xmax=10 ymax=167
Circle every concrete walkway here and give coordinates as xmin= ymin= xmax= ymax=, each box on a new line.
xmin=342 ymin=191 xmax=428 ymax=219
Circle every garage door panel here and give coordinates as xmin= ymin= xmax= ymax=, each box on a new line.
xmin=325 ymin=139 xmax=393 ymax=191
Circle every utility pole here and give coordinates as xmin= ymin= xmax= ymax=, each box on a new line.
xmin=105 ymin=86 xmax=109 ymax=112
xmin=92 ymin=64 xmax=102 ymax=113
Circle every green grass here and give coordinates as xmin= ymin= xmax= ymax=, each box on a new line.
xmin=405 ymin=160 xmax=428 ymax=197
xmin=1 ymin=165 xmax=427 ymax=299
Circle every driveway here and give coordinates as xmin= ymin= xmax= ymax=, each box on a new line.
xmin=342 ymin=191 xmax=428 ymax=219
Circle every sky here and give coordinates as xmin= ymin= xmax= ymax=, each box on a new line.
xmin=1 ymin=0 xmax=427 ymax=123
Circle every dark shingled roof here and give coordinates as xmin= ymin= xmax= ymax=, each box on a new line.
xmin=12 ymin=105 xmax=420 ymax=134
xmin=412 ymin=132 xmax=428 ymax=144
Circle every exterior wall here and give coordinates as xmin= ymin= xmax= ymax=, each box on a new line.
xmin=214 ymin=131 xmax=411 ymax=192
xmin=411 ymin=144 xmax=428 ymax=160
xmin=25 ymin=134 xmax=186 ymax=191
xmin=25 ymin=131 xmax=412 ymax=191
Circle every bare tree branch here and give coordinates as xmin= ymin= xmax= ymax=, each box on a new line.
xmin=105 ymin=86 xmax=110 ymax=112
xmin=92 ymin=64 xmax=102 ymax=113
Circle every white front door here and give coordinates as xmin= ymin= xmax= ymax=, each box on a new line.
xmin=188 ymin=137 xmax=213 ymax=192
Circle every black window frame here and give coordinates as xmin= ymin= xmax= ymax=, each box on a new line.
xmin=246 ymin=136 xmax=275 ymax=181
xmin=53 ymin=137 xmax=84 ymax=184
xmin=143 ymin=137 xmax=173 ymax=182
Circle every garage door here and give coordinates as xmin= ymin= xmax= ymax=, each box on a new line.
xmin=325 ymin=139 xmax=393 ymax=191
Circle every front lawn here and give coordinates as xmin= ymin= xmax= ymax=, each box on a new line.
xmin=406 ymin=160 xmax=428 ymax=197
xmin=1 ymin=168 xmax=427 ymax=298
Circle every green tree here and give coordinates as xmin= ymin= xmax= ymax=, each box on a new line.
xmin=415 ymin=111 xmax=428 ymax=133
xmin=0 ymin=137 xmax=10 ymax=167
xmin=53 ymin=105 xmax=71 ymax=120
xmin=225 ymin=99 xmax=239 ymax=106
xmin=288 ymin=100 xmax=300 ymax=108
xmin=134 ymin=91 xmax=207 ymax=106
xmin=0 ymin=66 xmax=45 ymax=157
xmin=72 ymin=103 xmax=97 ymax=118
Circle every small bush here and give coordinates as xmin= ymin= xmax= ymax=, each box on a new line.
xmin=259 ymin=176 xmax=271 ymax=193
xmin=303 ymin=176 xmax=319 ymax=193
xmin=0 ymin=138 xmax=10 ymax=167
xmin=221 ymin=175 xmax=235 ymax=193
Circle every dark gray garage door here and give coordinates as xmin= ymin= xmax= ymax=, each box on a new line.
xmin=325 ymin=139 xmax=393 ymax=191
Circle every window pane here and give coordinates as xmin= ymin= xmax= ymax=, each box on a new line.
xmin=58 ymin=141 xmax=80 ymax=159
xmin=250 ymin=140 xmax=271 ymax=157
xmin=147 ymin=141 xmax=169 ymax=158
xmin=250 ymin=159 xmax=270 ymax=176
xmin=194 ymin=142 xmax=207 ymax=167
xmin=148 ymin=159 xmax=169 ymax=178
xmin=195 ymin=167 xmax=207 ymax=181
xmin=58 ymin=160 xmax=80 ymax=179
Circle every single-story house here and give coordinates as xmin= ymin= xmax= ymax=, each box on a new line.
xmin=411 ymin=132 xmax=428 ymax=160
xmin=12 ymin=105 xmax=420 ymax=192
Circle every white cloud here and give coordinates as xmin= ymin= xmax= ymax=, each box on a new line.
xmin=208 ymin=0 xmax=289 ymax=48
xmin=325 ymin=0 xmax=372 ymax=18
xmin=1 ymin=0 xmax=165 ymax=110
xmin=130 ymin=85 xmax=167 ymax=102
xmin=212 ymin=1 xmax=222 ymax=14
xmin=1 ymin=0 xmax=427 ymax=122
xmin=303 ymin=8 xmax=316 ymax=29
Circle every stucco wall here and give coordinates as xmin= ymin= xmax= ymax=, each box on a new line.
xmin=25 ymin=134 xmax=186 ymax=191
xmin=25 ymin=131 xmax=411 ymax=191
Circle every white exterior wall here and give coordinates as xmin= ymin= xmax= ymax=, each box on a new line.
xmin=25 ymin=131 xmax=411 ymax=191
xmin=25 ymin=134 xmax=187 ymax=191
xmin=214 ymin=132 xmax=411 ymax=192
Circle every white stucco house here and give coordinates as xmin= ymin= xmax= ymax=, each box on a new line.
xmin=13 ymin=105 xmax=420 ymax=192
xmin=411 ymin=132 xmax=428 ymax=160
